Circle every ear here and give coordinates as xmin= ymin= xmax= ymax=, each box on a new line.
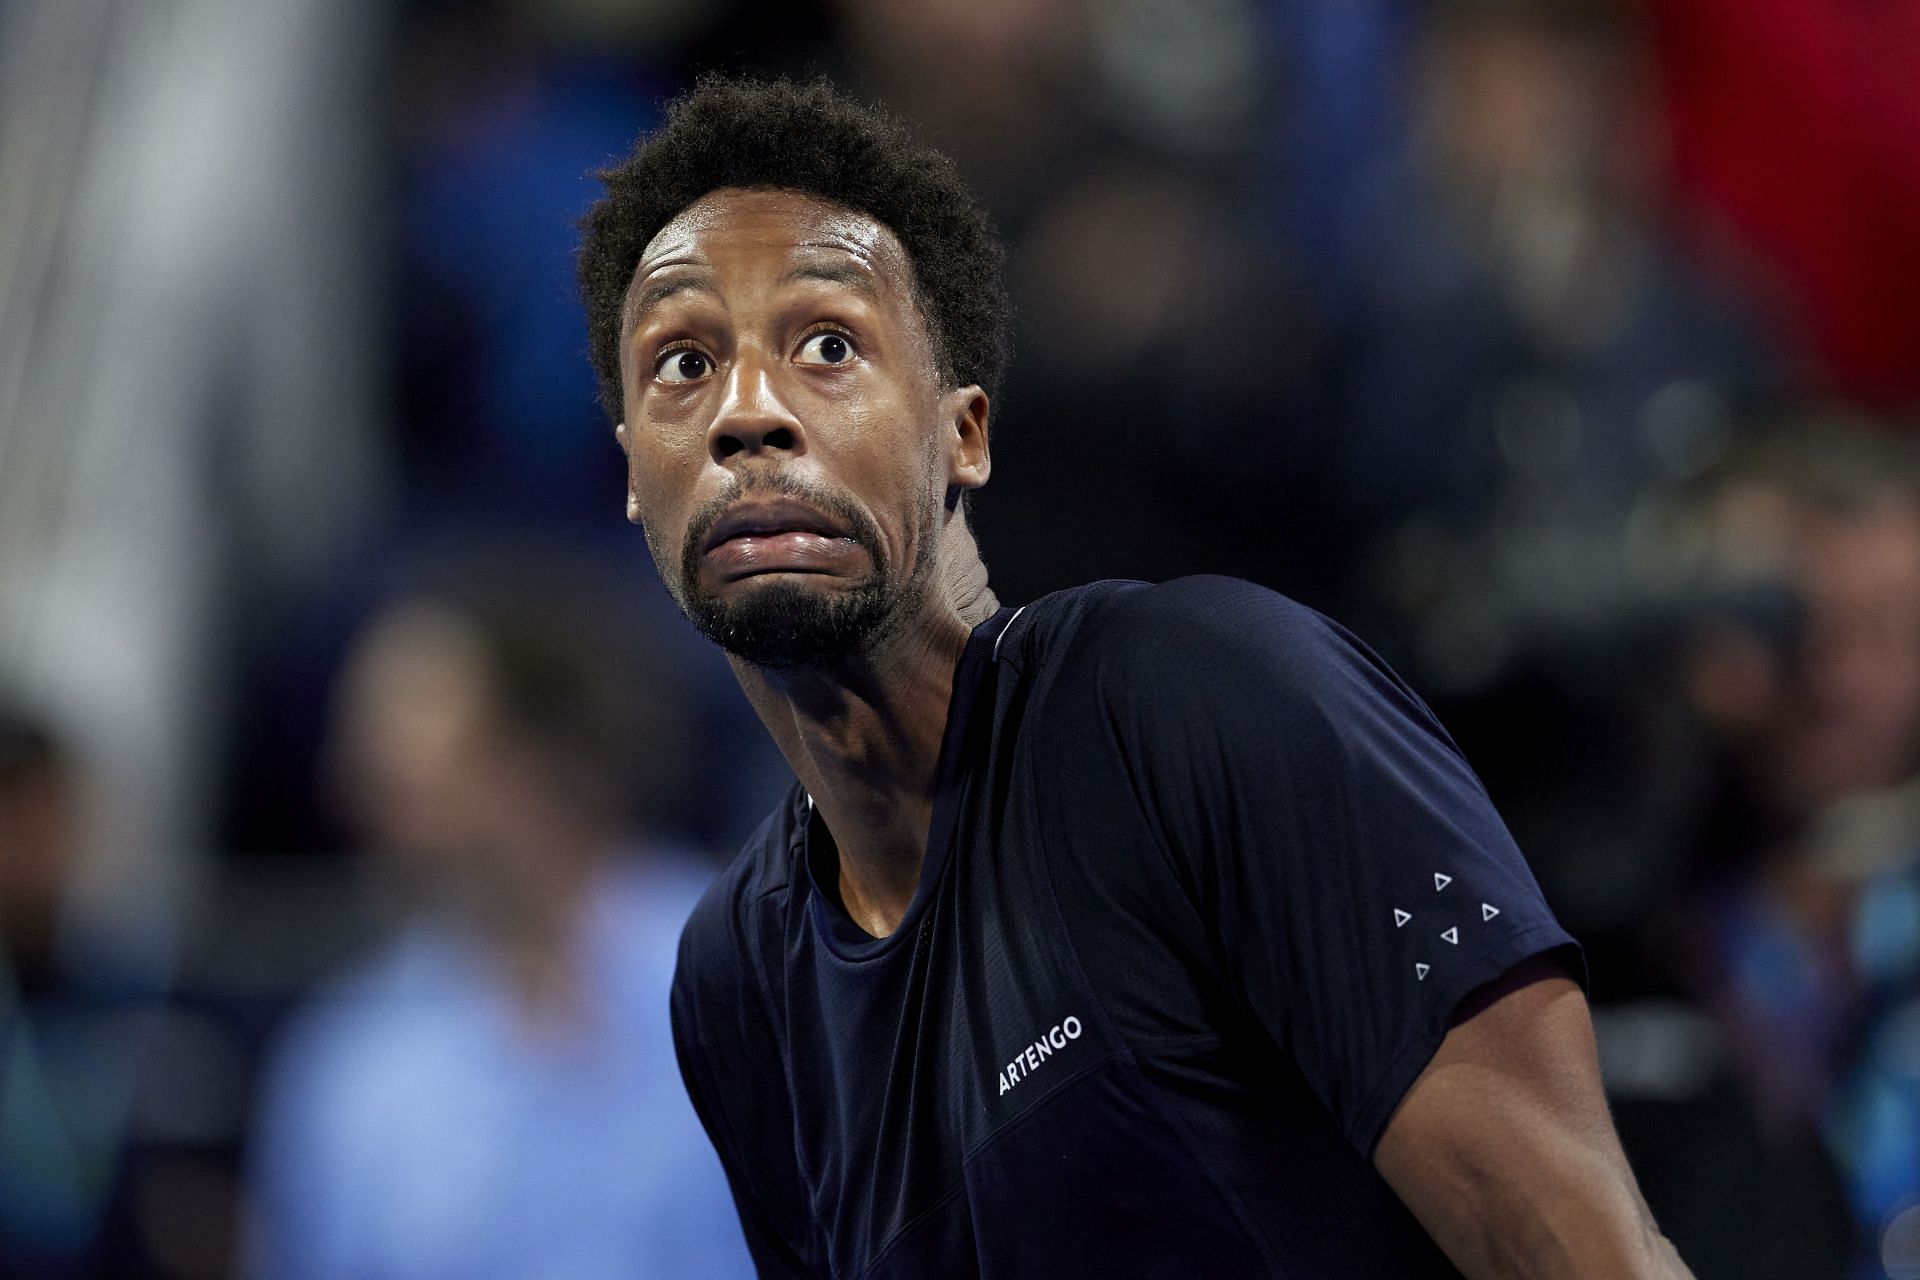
xmin=615 ymin=422 xmax=643 ymax=525
xmin=941 ymin=386 xmax=991 ymax=494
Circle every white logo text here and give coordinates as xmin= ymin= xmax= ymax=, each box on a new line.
xmin=997 ymin=1016 xmax=1083 ymax=1096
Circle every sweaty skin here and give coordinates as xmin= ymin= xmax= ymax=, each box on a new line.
xmin=615 ymin=188 xmax=995 ymax=939
xmin=614 ymin=187 xmax=1691 ymax=1279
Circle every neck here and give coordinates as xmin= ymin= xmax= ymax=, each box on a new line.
xmin=731 ymin=519 xmax=998 ymax=938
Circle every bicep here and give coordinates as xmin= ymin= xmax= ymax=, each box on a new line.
xmin=1373 ymin=959 xmax=1688 ymax=1279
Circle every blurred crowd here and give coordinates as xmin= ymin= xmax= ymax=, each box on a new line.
xmin=1 ymin=0 xmax=1917 ymax=1276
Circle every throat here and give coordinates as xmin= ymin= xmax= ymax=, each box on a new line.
xmin=839 ymin=874 xmax=911 ymax=939
xmin=814 ymin=798 xmax=932 ymax=939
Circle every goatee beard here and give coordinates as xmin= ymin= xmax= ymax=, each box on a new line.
xmin=672 ymin=475 xmax=931 ymax=670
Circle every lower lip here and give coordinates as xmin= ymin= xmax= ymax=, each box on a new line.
xmin=704 ymin=531 xmax=862 ymax=579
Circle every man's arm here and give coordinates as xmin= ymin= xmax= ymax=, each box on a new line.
xmin=1374 ymin=958 xmax=1693 ymax=1279
xmin=1060 ymin=578 xmax=1686 ymax=1272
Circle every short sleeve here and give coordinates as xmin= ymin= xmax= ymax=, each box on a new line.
xmin=1070 ymin=577 xmax=1580 ymax=1157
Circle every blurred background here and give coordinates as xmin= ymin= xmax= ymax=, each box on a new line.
xmin=1 ymin=0 xmax=1917 ymax=1275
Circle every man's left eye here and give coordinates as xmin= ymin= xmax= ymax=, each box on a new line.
xmin=796 ymin=332 xmax=854 ymax=366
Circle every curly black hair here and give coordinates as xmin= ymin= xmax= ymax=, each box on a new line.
xmin=578 ymin=76 xmax=1012 ymax=424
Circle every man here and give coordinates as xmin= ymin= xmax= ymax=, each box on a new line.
xmin=247 ymin=573 xmax=751 ymax=1279
xmin=0 ymin=705 xmax=172 ymax=1275
xmin=578 ymin=77 xmax=1691 ymax=1278
xmin=1653 ymin=428 xmax=1920 ymax=1269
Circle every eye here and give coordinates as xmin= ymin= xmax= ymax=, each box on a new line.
xmin=796 ymin=331 xmax=854 ymax=366
xmin=655 ymin=348 xmax=712 ymax=383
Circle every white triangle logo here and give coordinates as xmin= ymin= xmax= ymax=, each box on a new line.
xmin=1433 ymin=873 xmax=1452 ymax=891
xmin=1482 ymin=903 xmax=1500 ymax=921
xmin=1393 ymin=909 xmax=1412 ymax=928
xmin=1441 ymin=927 xmax=1459 ymax=945
xmin=1415 ymin=962 xmax=1430 ymax=981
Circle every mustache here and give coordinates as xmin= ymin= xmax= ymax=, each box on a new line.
xmin=680 ymin=472 xmax=881 ymax=568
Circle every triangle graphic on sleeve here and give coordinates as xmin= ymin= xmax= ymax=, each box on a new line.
xmin=1415 ymin=962 xmax=1430 ymax=980
xmin=1393 ymin=909 xmax=1412 ymax=927
xmin=1441 ymin=927 xmax=1459 ymax=945
xmin=1433 ymin=873 xmax=1452 ymax=891
xmin=1482 ymin=903 xmax=1500 ymax=921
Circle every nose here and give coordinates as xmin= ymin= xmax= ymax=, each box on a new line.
xmin=707 ymin=353 xmax=804 ymax=463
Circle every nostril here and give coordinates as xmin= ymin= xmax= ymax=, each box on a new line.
xmin=715 ymin=435 xmax=744 ymax=459
xmin=765 ymin=427 xmax=795 ymax=451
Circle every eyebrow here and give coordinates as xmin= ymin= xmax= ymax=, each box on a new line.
xmin=781 ymin=260 xmax=880 ymax=299
xmin=623 ymin=273 xmax=717 ymax=336
xmin=622 ymin=256 xmax=884 ymax=338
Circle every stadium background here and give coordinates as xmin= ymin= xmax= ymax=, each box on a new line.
xmin=2 ymin=0 xmax=1919 ymax=1275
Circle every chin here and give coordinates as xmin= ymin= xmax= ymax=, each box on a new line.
xmin=687 ymin=573 xmax=899 ymax=669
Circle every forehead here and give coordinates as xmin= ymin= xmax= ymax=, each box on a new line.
xmin=626 ymin=188 xmax=916 ymax=325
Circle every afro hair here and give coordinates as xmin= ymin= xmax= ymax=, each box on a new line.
xmin=578 ymin=76 xmax=1012 ymax=424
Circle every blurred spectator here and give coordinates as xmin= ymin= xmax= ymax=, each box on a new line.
xmin=1613 ymin=423 xmax=1920 ymax=1277
xmin=832 ymin=0 xmax=1316 ymax=601
xmin=1322 ymin=0 xmax=1777 ymax=639
xmin=0 ymin=703 xmax=181 ymax=1277
xmin=245 ymin=571 xmax=749 ymax=1280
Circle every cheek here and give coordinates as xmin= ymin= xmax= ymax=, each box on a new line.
xmin=870 ymin=429 xmax=948 ymax=564
xmin=625 ymin=433 xmax=728 ymax=586
xmin=867 ymin=398 xmax=944 ymax=517
xmin=625 ymin=425 xmax=703 ymax=513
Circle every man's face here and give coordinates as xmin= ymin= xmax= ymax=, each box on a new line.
xmin=615 ymin=188 xmax=982 ymax=668
xmin=1774 ymin=500 xmax=1920 ymax=808
xmin=330 ymin=604 xmax=503 ymax=873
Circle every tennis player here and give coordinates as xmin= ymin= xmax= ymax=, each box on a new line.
xmin=578 ymin=76 xmax=1691 ymax=1279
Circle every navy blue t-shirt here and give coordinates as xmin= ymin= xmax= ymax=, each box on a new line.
xmin=671 ymin=578 xmax=1580 ymax=1278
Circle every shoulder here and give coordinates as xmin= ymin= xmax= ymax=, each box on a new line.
xmin=1013 ymin=575 xmax=1409 ymax=726
xmin=1086 ymin=574 xmax=1342 ymax=660
xmin=673 ymin=785 xmax=806 ymax=1013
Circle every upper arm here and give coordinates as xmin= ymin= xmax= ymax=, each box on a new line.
xmin=1074 ymin=578 xmax=1584 ymax=1151
xmin=1374 ymin=958 xmax=1691 ymax=1279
